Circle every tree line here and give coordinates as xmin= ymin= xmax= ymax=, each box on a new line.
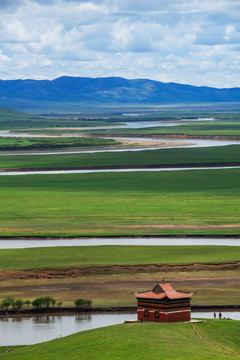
xmin=0 ymin=296 xmax=92 ymax=310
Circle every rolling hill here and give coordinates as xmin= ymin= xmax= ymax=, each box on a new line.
xmin=0 ymin=76 xmax=240 ymax=110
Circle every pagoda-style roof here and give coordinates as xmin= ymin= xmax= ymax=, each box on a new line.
xmin=134 ymin=282 xmax=195 ymax=300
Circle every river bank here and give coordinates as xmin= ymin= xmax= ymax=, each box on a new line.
xmin=0 ymin=161 xmax=240 ymax=173
xmin=1 ymin=305 xmax=240 ymax=318
xmin=0 ymin=138 xmax=192 ymax=155
xmin=96 ymin=133 xmax=240 ymax=141
xmin=1 ymin=234 xmax=240 ymax=239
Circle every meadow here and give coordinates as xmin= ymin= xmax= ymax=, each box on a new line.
xmin=0 ymin=169 xmax=239 ymax=236
xmin=0 ymin=106 xmax=118 ymax=130
xmin=0 ymin=136 xmax=119 ymax=151
xmin=1 ymin=267 xmax=240 ymax=307
xmin=1 ymin=321 xmax=240 ymax=360
xmin=0 ymin=245 xmax=239 ymax=270
xmin=0 ymin=145 xmax=239 ymax=169
xmin=88 ymin=119 xmax=240 ymax=136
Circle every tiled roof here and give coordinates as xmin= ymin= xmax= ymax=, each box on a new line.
xmin=134 ymin=282 xmax=195 ymax=300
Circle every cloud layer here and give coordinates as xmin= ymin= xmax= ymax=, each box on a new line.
xmin=0 ymin=0 xmax=239 ymax=87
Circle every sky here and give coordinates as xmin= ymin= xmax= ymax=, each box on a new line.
xmin=0 ymin=0 xmax=240 ymax=88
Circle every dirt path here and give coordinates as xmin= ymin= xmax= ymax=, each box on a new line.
xmin=192 ymin=324 xmax=238 ymax=356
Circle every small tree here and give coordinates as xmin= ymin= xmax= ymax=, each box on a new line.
xmin=43 ymin=296 xmax=53 ymax=308
xmin=57 ymin=301 xmax=62 ymax=308
xmin=7 ymin=296 xmax=15 ymax=309
xmin=14 ymin=299 xmax=24 ymax=310
xmin=86 ymin=300 xmax=92 ymax=309
xmin=25 ymin=300 xmax=32 ymax=307
xmin=32 ymin=297 xmax=45 ymax=309
xmin=74 ymin=298 xmax=92 ymax=309
xmin=74 ymin=298 xmax=84 ymax=308
xmin=32 ymin=296 xmax=56 ymax=309
xmin=1 ymin=298 xmax=11 ymax=310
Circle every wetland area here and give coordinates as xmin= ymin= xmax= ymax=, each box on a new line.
xmin=0 ymin=108 xmax=240 ymax=351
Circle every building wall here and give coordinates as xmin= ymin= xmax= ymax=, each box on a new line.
xmin=137 ymin=307 xmax=191 ymax=322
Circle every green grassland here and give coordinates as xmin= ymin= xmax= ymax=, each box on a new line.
xmin=0 ymin=106 xmax=121 ymax=130
xmin=0 ymin=245 xmax=240 ymax=270
xmin=0 ymin=136 xmax=119 ymax=151
xmin=0 ymin=169 xmax=239 ymax=236
xmin=1 ymin=321 xmax=240 ymax=360
xmin=1 ymin=268 xmax=240 ymax=307
xmin=2 ymin=105 xmax=240 ymax=135
xmin=88 ymin=119 xmax=240 ymax=137
xmin=0 ymin=145 xmax=239 ymax=169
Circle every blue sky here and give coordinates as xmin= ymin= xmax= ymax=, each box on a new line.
xmin=0 ymin=0 xmax=239 ymax=87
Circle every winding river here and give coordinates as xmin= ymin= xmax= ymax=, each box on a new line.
xmin=1 ymin=118 xmax=240 ymax=156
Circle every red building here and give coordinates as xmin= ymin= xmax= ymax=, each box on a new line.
xmin=134 ymin=282 xmax=195 ymax=323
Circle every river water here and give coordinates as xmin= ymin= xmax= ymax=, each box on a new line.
xmin=1 ymin=118 xmax=240 ymax=156
xmin=0 ymin=311 xmax=239 ymax=346
xmin=0 ymin=137 xmax=240 ymax=156
xmin=0 ymin=165 xmax=239 ymax=176
xmin=0 ymin=237 xmax=240 ymax=249
xmin=0 ymin=118 xmax=212 ymax=139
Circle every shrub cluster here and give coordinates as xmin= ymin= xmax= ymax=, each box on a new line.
xmin=0 ymin=295 xmax=92 ymax=311
xmin=74 ymin=298 xmax=92 ymax=309
xmin=0 ymin=296 xmax=31 ymax=310
xmin=32 ymin=296 xmax=56 ymax=309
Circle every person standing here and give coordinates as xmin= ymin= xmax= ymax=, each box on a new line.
xmin=214 ymin=312 xmax=216 ymax=318
xmin=219 ymin=312 xmax=222 ymax=319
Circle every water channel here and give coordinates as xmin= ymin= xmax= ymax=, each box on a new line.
xmin=1 ymin=311 xmax=240 ymax=346
xmin=0 ymin=117 xmax=216 ymax=139
xmin=1 ymin=118 xmax=240 ymax=157
xmin=0 ymin=137 xmax=240 ymax=156
xmin=0 ymin=165 xmax=239 ymax=176
xmin=0 ymin=237 xmax=240 ymax=248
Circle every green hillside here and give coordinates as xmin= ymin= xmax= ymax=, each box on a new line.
xmin=1 ymin=321 xmax=240 ymax=360
xmin=0 ymin=106 xmax=32 ymax=120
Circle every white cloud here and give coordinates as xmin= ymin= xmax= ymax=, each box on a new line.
xmin=0 ymin=0 xmax=239 ymax=87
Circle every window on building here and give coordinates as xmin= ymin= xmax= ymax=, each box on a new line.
xmin=144 ymin=309 xmax=149 ymax=317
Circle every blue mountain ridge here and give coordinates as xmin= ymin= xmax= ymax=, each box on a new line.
xmin=0 ymin=76 xmax=239 ymax=104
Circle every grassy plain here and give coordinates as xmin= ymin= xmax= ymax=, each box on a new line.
xmin=88 ymin=119 xmax=240 ymax=136
xmin=0 ymin=245 xmax=240 ymax=306
xmin=0 ymin=245 xmax=239 ymax=270
xmin=0 ymin=145 xmax=239 ymax=169
xmin=0 ymin=169 xmax=240 ymax=236
xmin=0 ymin=106 xmax=119 ymax=130
xmin=2 ymin=268 xmax=240 ymax=306
xmin=1 ymin=321 xmax=240 ymax=360
xmin=0 ymin=136 xmax=118 ymax=151
xmin=0 ymin=169 xmax=239 ymax=236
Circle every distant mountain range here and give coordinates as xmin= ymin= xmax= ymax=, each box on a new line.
xmin=0 ymin=76 xmax=240 ymax=110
